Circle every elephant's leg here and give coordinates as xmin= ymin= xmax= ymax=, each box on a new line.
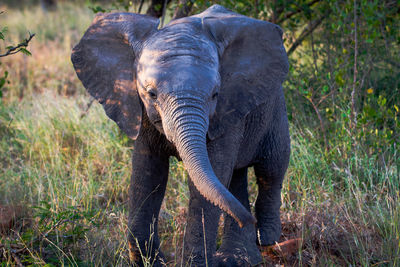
xmin=128 ymin=140 xmax=169 ymax=267
xmin=215 ymin=167 xmax=262 ymax=267
xmin=183 ymin=136 xmax=240 ymax=266
xmin=183 ymin=181 xmax=222 ymax=266
xmin=254 ymin=142 xmax=289 ymax=246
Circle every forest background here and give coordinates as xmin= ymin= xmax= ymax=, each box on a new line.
xmin=0 ymin=0 xmax=399 ymax=266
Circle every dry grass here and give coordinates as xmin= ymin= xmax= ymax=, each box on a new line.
xmin=0 ymin=2 xmax=399 ymax=266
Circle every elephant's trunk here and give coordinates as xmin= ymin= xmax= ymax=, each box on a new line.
xmin=162 ymin=93 xmax=255 ymax=228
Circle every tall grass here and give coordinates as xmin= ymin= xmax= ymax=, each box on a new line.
xmin=0 ymin=2 xmax=399 ymax=266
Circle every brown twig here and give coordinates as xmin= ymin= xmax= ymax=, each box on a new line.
xmin=172 ymin=0 xmax=194 ymax=20
xmin=270 ymin=0 xmax=282 ymax=23
xmin=310 ymin=20 xmax=319 ymax=77
xmin=80 ymin=97 xmax=95 ymax=118
xmin=0 ymin=32 xmax=35 ymax=57
xmin=287 ymin=14 xmax=328 ymax=55
xmin=276 ymin=0 xmax=321 ymax=24
xmin=11 ymin=252 xmax=23 ymax=267
xmin=41 ymin=219 xmax=72 ymax=239
xmin=350 ymin=0 xmax=358 ymax=129
xmin=201 ymin=209 xmax=208 ymax=267
xmin=253 ymin=0 xmax=259 ymax=18
xmin=0 ymin=244 xmax=25 ymax=267
xmin=317 ymin=89 xmax=337 ymax=106
xmin=160 ymin=0 xmax=168 ymax=28
xmin=305 ymin=94 xmax=329 ymax=152
xmin=146 ymin=0 xmax=171 ymax=18
xmin=138 ymin=0 xmax=144 ymax=13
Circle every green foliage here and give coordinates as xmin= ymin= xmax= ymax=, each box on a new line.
xmin=0 ymin=26 xmax=8 ymax=40
xmin=192 ymin=1 xmax=400 ymax=180
xmin=89 ymin=0 xmax=135 ymax=13
xmin=0 ymin=13 xmax=33 ymax=100
xmin=284 ymin=0 xmax=399 ymax=161
xmin=0 ymin=93 xmax=133 ymax=265
xmin=0 ymin=71 xmax=9 ymax=98
xmin=89 ymin=4 xmax=108 ymax=13
xmin=18 ymin=201 xmax=100 ymax=265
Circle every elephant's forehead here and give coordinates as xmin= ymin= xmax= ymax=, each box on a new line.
xmin=137 ymin=60 xmax=219 ymax=92
xmin=139 ymin=25 xmax=219 ymax=68
xmin=137 ymin=25 xmax=220 ymax=90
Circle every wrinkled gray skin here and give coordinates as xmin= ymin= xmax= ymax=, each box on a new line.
xmin=71 ymin=5 xmax=290 ymax=266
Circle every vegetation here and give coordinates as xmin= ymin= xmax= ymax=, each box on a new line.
xmin=0 ymin=10 xmax=34 ymax=98
xmin=0 ymin=0 xmax=398 ymax=266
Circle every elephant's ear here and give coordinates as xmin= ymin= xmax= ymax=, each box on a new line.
xmin=71 ymin=12 xmax=159 ymax=139
xmin=196 ymin=5 xmax=289 ymax=140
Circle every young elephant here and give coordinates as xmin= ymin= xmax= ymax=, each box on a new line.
xmin=71 ymin=5 xmax=289 ymax=266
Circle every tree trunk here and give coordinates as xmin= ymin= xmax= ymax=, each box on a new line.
xmin=146 ymin=0 xmax=172 ymax=18
xmin=172 ymin=0 xmax=194 ymax=19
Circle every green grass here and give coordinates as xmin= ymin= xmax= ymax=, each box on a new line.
xmin=0 ymin=2 xmax=399 ymax=266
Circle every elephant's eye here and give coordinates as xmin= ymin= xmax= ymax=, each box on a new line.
xmin=212 ymin=92 xmax=219 ymax=100
xmin=147 ymin=88 xmax=157 ymax=100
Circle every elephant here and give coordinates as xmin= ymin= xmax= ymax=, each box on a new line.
xmin=71 ymin=4 xmax=290 ymax=266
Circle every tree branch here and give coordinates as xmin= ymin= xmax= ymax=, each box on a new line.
xmin=172 ymin=0 xmax=194 ymax=19
xmin=350 ymin=0 xmax=358 ymax=129
xmin=270 ymin=0 xmax=284 ymax=23
xmin=137 ymin=0 xmax=144 ymax=13
xmin=146 ymin=0 xmax=172 ymax=18
xmin=160 ymin=0 xmax=168 ymax=27
xmin=305 ymin=94 xmax=329 ymax=151
xmin=276 ymin=0 xmax=321 ymax=24
xmin=0 ymin=32 xmax=35 ymax=58
xmin=287 ymin=13 xmax=328 ymax=55
xmin=387 ymin=59 xmax=400 ymax=69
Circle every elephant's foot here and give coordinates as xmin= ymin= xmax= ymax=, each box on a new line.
xmin=129 ymin=242 xmax=140 ymax=264
xmin=128 ymin=241 xmax=165 ymax=267
xmin=214 ymin=240 xmax=263 ymax=267
xmin=257 ymin=221 xmax=282 ymax=246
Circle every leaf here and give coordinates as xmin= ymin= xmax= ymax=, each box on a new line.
xmin=89 ymin=5 xmax=107 ymax=13
xmin=334 ymin=73 xmax=345 ymax=87
xmin=0 ymin=78 xmax=5 ymax=89
xmin=0 ymin=71 xmax=7 ymax=89
xmin=0 ymin=32 xmax=4 ymax=40
xmin=20 ymin=48 xmax=32 ymax=56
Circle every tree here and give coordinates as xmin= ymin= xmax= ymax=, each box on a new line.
xmin=90 ymin=0 xmax=399 ymax=162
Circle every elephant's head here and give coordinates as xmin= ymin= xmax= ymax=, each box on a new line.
xmin=71 ymin=5 xmax=288 ymax=228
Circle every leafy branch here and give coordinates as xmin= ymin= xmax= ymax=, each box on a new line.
xmin=275 ymin=0 xmax=321 ymax=24
xmin=0 ymin=32 xmax=35 ymax=57
xmin=287 ymin=12 xmax=328 ymax=55
xmin=0 ymin=10 xmax=35 ymax=99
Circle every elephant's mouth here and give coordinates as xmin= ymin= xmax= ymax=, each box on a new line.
xmin=153 ymin=119 xmax=164 ymax=134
